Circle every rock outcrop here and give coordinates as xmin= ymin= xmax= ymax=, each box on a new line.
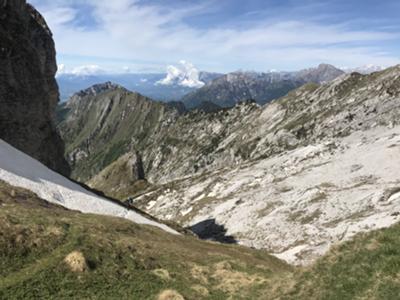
xmin=88 ymin=151 xmax=147 ymax=199
xmin=0 ymin=1 xmax=69 ymax=175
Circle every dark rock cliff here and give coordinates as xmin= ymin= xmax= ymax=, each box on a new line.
xmin=0 ymin=1 xmax=70 ymax=175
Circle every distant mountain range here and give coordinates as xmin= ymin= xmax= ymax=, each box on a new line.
xmin=182 ymin=64 xmax=345 ymax=109
xmin=57 ymin=64 xmax=386 ymax=109
xmin=56 ymin=72 xmax=220 ymax=102
xmin=57 ymin=60 xmax=223 ymax=102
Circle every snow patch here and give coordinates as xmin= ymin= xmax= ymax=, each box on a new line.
xmin=0 ymin=140 xmax=178 ymax=235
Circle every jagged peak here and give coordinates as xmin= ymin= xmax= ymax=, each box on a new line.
xmin=75 ymin=82 xmax=126 ymax=98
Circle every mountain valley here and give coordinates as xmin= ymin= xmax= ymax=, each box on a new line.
xmin=58 ymin=64 xmax=400 ymax=267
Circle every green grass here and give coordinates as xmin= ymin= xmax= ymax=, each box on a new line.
xmin=284 ymin=223 xmax=400 ymax=300
xmin=58 ymin=89 xmax=172 ymax=182
xmin=2 ymin=179 xmax=400 ymax=299
xmin=0 ymin=181 xmax=291 ymax=299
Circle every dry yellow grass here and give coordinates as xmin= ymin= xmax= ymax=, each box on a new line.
xmin=64 ymin=251 xmax=88 ymax=273
xmin=212 ymin=261 xmax=266 ymax=294
xmin=190 ymin=264 xmax=209 ymax=285
xmin=157 ymin=289 xmax=185 ymax=300
xmin=191 ymin=285 xmax=209 ymax=297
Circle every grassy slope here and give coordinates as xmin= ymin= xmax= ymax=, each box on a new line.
xmin=2 ymin=178 xmax=400 ymax=299
xmin=0 ymin=180 xmax=291 ymax=299
xmin=87 ymin=153 xmax=151 ymax=200
xmin=58 ymin=89 xmax=173 ymax=182
xmin=284 ymin=224 xmax=400 ymax=300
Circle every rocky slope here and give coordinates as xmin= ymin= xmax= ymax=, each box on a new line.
xmin=61 ymin=66 xmax=398 ymax=188
xmin=61 ymin=66 xmax=400 ymax=265
xmin=182 ymin=64 xmax=344 ymax=109
xmin=128 ymin=66 xmax=400 ymax=265
xmin=0 ymin=0 xmax=69 ymax=175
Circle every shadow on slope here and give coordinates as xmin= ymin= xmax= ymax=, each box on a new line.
xmin=188 ymin=219 xmax=238 ymax=244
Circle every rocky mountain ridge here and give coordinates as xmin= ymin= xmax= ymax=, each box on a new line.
xmin=182 ymin=64 xmax=345 ymax=109
xmin=60 ymin=66 xmax=399 ymax=187
xmin=131 ymin=66 xmax=400 ymax=264
xmin=57 ymin=87 xmax=182 ymax=181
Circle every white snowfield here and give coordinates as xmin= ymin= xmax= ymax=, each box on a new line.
xmin=0 ymin=139 xmax=178 ymax=235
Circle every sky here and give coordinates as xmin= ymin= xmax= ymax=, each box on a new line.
xmin=30 ymin=0 xmax=400 ymax=74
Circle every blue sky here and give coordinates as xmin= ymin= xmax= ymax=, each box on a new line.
xmin=30 ymin=0 xmax=400 ymax=74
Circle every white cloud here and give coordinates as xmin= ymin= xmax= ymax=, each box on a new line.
xmin=56 ymin=64 xmax=106 ymax=76
xmin=31 ymin=0 xmax=400 ymax=72
xmin=71 ymin=65 xmax=105 ymax=76
xmin=56 ymin=63 xmax=66 ymax=77
xmin=122 ymin=66 xmax=131 ymax=73
xmin=40 ymin=6 xmax=77 ymax=28
xmin=341 ymin=64 xmax=384 ymax=74
xmin=157 ymin=61 xmax=205 ymax=88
